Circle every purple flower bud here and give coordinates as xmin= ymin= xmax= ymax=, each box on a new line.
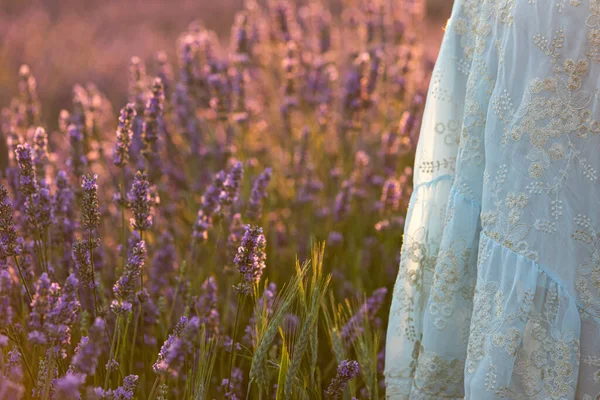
xmin=324 ymin=360 xmax=360 ymax=399
xmin=67 ymin=124 xmax=87 ymax=180
xmin=220 ymin=161 xmax=244 ymax=208
xmin=333 ymin=181 xmax=352 ymax=222
xmin=380 ymin=177 xmax=401 ymax=214
xmin=193 ymin=171 xmax=226 ymax=243
xmin=54 ymin=372 xmax=86 ymax=399
xmin=93 ymin=374 xmax=138 ymax=400
xmin=15 ymin=144 xmax=37 ymax=196
xmin=70 ymin=317 xmax=105 ymax=376
xmin=220 ymin=367 xmax=243 ymax=399
xmin=113 ymin=103 xmax=136 ymax=168
xmin=153 ymin=316 xmax=199 ymax=377
xmin=32 ymin=127 xmax=49 ymax=182
xmin=247 ymin=168 xmax=271 ymax=222
xmin=0 ymin=185 xmax=21 ymax=259
xmin=0 ymin=269 xmax=14 ymax=333
xmin=111 ymin=240 xmax=146 ymax=314
xmin=142 ymin=78 xmax=165 ymax=157
xmin=341 ymin=287 xmax=387 ymax=344
xmin=81 ymin=174 xmax=100 ymax=231
xmin=28 ymin=273 xmax=53 ymax=343
xmin=73 ymin=239 xmax=95 ymax=291
xmin=226 ymin=213 xmax=246 ymax=270
xmin=234 ymin=225 xmax=266 ymax=295
xmin=128 ymin=171 xmax=157 ymax=232
xmin=149 ymin=232 xmax=176 ymax=296
xmin=196 ymin=276 xmax=219 ymax=336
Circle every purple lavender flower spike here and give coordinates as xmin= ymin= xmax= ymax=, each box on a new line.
xmin=149 ymin=231 xmax=176 ymax=296
xmin=54 ymin=372 xmax=86 ymax=399
xmin=193 ymin=170 xmax=226 ymax=243
xmin=81 ymin=174 xmax=100 ymax=231
xmin=73 ymin=239 xmax=95 ymax=291
xmin=234 ymin=225 xmax=266 ymax=295
xmin=128 ymin=171 xmax=157 ymax=233
xmin=32 ymin=127 xmax=49 ymax=182
xmin=15 ymin=143 xmax=38 ymax=196
xmin=0 ymin=185 xmax=21 ymax=259
xmin=113 ymin=103 xmax=136 ymax=168
xmin=341 ymin=287 xmax=387 ymax=344
xmin=70 ymin=317 xmax=105 ymax=376
xmin=111 ymin=240 xmax=146 ymax=315
xmin=221 ymin=367 xmax=243 ymax=399
xmin=0 ymin=269 xmax=14 ymax=345
xmin=247 ymin=168 xmax=272 ymax=223
xmin=67 ymin=124 xmax=87 ymax=179
xmin=142 ymin=78 xmax=165 ymax=152
xmin=380 ymin=177 xmax=401 ymax=215
xmin=28 ymin=272 xmax=52 ymax=344
xmin=324 ymin=360 xmax=360 ymax=400
xmin=220 ymin=161 xmax=244 ymax=208
xmin=153 ymin=315 xmax=199 ymax=377
xmin=196 ymin=276 xmax=220 ymax=336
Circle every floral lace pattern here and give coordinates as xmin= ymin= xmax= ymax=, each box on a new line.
xmin=385 ymin=0 xmax=600 ymax=398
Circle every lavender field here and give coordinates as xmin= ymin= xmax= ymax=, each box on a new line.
xmin=0 ymin=0 xmax=448 ymax=398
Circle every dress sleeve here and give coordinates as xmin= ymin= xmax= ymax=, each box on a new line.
xmin=385 ymin=0 xmax=491 ymax=397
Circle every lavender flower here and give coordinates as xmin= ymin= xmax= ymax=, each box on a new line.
xmin=234 ymin=225 xmax=266 ymax=295
xmin=70 ymin=317 xmax=105 ymax=376
xmin=46 ymin=274 xmax=80 ymax=357
xmin=244 ymin=282 xmax=276 ymax=346
xmin=113 ymin=103 xmax=136 ymax=168
xmin=32 ymin=349 xmax=58 ymax=398
xmin=0 ymin=269 xmax=13 ymax=344
xmin=324 ymin=360 xmax=360 ymax=399
xmin=193 ymin=171 xmax=226 ymax=242
xmin=247 ymin=168 xmax=272 ymax=222
xmin=128 ymin=171 xmax=157 ymax=232
xmin=15 ymin=143 xmax=37 ymax=196
xmin=67 ymin=124 xmax=87 ymax=179
xmin=52 ymin=171 xmax=76 ymax=264
xmin=196 ymin=276 xmax=220 ymax=336
xmin=149 ymin=232 xmax=176 ymax=296
xmin=221 ymin=367 xmax=243 ymax=399
xmin=81 ymin=174 xmax=100 ymax=231
xmin=32 ymin=127 xmax=49 ymax=182
xmin=0 ymin=349 xmax=24 ymax=400
xmin=333 ymin=181 xmax=352 ymax=222
xmin=153 ymin=316 xmax=199 ymax=377
xmin=53 ymin=372 xmax=86 ymax=399
xmin=380 ymin=177 xmax=401 ymax=214
xmin=341 ymin=287 xmax=387 ymax=343
xmin=220 ymin=161 xmax=244 ymax=208
xmin=93 ymin=374 xmax=139 ymax=399
xmin=28 ymin=273 xmax=53 ymax=344
xmin=142 ymin=78 xmax=165 ymax=152
xmin=226 ymin=213 xmax=246 ymax=269
xmin=111 ymin=240 xmax=146 ymax=315
xmin=24 ymin=180 xmax=52 ymax=239
xmin=0 ymin=185 xmax=21 ymax=259
xmin=73 ymin=239 xmax=95 ymax=290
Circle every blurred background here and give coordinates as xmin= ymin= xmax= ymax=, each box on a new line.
xmin=0 ymin=0 xmax=452 ymax=126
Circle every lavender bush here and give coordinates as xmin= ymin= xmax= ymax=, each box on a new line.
xmin=0 ymin=0 xmax=432 ymax=398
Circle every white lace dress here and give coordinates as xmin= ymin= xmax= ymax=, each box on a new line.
xmin=385 ymin=0 xmax=600 ymax=399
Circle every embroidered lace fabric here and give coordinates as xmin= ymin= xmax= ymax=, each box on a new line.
xmin=385 ymin=1 xmax=600 ymax=399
